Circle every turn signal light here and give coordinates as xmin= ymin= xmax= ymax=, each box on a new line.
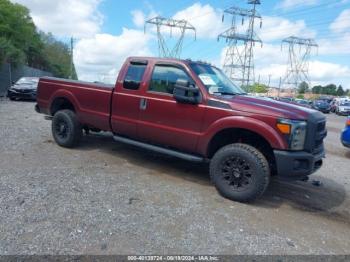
xmin=277 ymin=123 xmax=291 ymax=134
xmin=346 ymin=118 xmax=350 ymax=126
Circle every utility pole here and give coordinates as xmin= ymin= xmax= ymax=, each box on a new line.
xmin=278 ymin=76 xmax=282 ymax=98
xmin=267 ymin=74 xmax=271 ymax=87
xmin=218 ymin=0 xmax=263 ymax=90
xmin=281 ymin=36 xmax=318 ymax=90
xmin=145 ymin=16 xmax=196 ymax=58
xmin=70 ymin=37 xmax=74 ymax=79
xmin=8 ymin=62 xmax=12 ymax=87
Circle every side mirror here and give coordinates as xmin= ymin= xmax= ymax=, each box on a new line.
xmin=173 ymin=79 xmax=201 ymax=105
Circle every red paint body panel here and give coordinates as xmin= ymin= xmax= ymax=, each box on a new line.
xmin=37 ymin=78 xmax=113 ymax=131
xmin=37 ymin=56 xmax=315 ymax=158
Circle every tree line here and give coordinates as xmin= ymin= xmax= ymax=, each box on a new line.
xmin=248 ymin=82 xmax=349 ymax=96
xmin=0 ymin=0 xmax=77 ymax=79
xmin=298 ymin=81 xmax=349 ymax=96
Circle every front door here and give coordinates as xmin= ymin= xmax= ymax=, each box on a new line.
xmin=138 ymin=63 xmax=205 ymax=153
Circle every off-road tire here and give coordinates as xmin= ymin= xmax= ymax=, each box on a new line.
xmin=52 ymin=110 xmax=82 ymax=148
xmin=210 ymin=143 xmax=270 ymax=202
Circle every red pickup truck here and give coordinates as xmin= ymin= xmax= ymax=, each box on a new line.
xmin=35 ymin=57 xmax=327 ymax=202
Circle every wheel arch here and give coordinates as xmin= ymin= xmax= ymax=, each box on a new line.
xmin=49 ymin=90 xmax=80 ymax=116
xmin=200 ymin=116 xmax=286 ymax=156
xmin=200 ymin=116 xmax=287 ymax=175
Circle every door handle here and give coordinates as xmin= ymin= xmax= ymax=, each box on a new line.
xmin=140 ymin=98 xmax=147 ymax=110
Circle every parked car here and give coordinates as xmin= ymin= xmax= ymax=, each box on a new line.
xmin=7 ymin=77 xmax=39 ymax=101
xmin=341 ymin=117 xmax=350 ymax=148
xmin=295 ymin=99 xmax=312 ymax=108
xmin=336 ymin=101 xmax=350 ymax=116
xmin=312 ymin=100 xmax=331 ymax=113
xmin=35 ymin=57 xmax=327 ymax=202
xmin=278 ymin=97 xmax=294 ymax=103
xmin=332 ymin=98 xmax=350 ymax=114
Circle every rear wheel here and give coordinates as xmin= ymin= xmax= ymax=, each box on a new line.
xmin=52 ymin=110 xmax=82 ymax=148
xmin=210 ymin=143 xmax=270 ymax=202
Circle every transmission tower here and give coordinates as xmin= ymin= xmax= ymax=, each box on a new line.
xmin=218 ymin=0 xmax=262 ymax=89
xmin=281 ymin=36 xmax=318 ymax=89
xmin=145 ymin=16 xmax=196 ymax=58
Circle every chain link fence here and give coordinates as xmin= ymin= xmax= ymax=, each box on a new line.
xmin=0 ymin=63 xmax=52 ymax=97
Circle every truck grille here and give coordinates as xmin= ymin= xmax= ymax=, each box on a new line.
xmin=305 ymin=114 xmax=327 ymax=155
xmin=15 ymin=89 xmax=32 ymax=93
xmin=317 ymin=121 xmax=326 ymax=132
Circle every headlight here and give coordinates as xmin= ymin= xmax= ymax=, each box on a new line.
xmin=277 ymin=119 xmax=307 ymax=151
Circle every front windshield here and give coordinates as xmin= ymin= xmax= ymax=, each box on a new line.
xmin=17 ymin=77 xmax=39 ymax=84
xmin=190 ymin=63 xmax=245 ymax=95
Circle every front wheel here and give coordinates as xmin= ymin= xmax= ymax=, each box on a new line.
xmin=210 ymin=143 xmax=270 ymax=202
xmin=52 ymin=110 xmax=82 ymax=148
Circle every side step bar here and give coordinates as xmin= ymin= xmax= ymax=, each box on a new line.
xmin=113 ymin=135 xmax=206 ymax=163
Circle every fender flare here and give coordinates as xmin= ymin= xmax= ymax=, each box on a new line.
xmin=198 ymin=116 xmax=286 ymax=156
xmin=49 ymin=89 xmax=81 ymax=115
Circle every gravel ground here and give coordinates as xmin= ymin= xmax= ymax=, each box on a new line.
xmin=0 ymin=99 xmax=349 ymax=255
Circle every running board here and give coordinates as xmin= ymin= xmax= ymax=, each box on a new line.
xmin=113 ymin=135 xmax=206 ymax=163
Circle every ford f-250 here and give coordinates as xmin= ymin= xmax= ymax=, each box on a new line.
xmin=35 ymin=57 xmax=327 ymax=202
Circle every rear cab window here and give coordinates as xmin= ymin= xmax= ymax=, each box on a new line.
xmin=123 ymin=61 xmax=147 ymax=90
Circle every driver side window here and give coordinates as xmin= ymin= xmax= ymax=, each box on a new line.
xmin=149 ymin=65 xmax=191 ymax=95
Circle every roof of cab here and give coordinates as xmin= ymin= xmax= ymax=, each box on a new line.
xmin=127 ymin=56 xmax=213 ymax=66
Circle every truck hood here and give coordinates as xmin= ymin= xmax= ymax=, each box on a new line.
xmin=224 ymin=95 xmax=315 ymax=120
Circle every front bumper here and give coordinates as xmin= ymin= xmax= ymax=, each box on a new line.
xmin=315 ymin=108 xmax=330 ymax=113
xmin=338 ymin=111 xmax=350 ymax=116
xmin=8 ymin=89 xmax=36 ymax=100
xmin=274 ymin=150 xmax=325 ymax=180
xmin=341 ymin=128 xmax=350 ymax=148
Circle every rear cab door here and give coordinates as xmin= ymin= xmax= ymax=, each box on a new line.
xmin=110 ymin=59 xmax=148 ymax=138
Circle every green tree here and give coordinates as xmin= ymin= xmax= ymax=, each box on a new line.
xmin=312 ymin=84 xmax=339 ymax=95
xmin=250 ymin=83 xmax=268 ymax=93
xmin=298 ymin=81 xmax=309 ymax=94
xmin=312 ymin=85 xmax=322 ymax=94
xmin=0 ymin=0 xmax=76 ymax=79
xmin=324 ymin=84 xmax=337 ymax=95
xmin=40 ymin=32 xmax=77 ymax=79
xmin=0 ymin=37 xmax=25 ymax=65
xmin=336 ymin=85 xmax=345 ymax=96
xmin=0 ymin=0 xmax=44 ymax=66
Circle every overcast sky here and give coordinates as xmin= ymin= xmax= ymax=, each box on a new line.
xmin=11 ymin=0 xmax=350 ymax=89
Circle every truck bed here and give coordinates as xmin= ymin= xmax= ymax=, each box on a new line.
xmin=37 ymin=77 xmax=115 ymax=131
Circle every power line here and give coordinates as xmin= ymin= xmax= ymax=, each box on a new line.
xmin=269 ymin=0 xmax=346 ymax=17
